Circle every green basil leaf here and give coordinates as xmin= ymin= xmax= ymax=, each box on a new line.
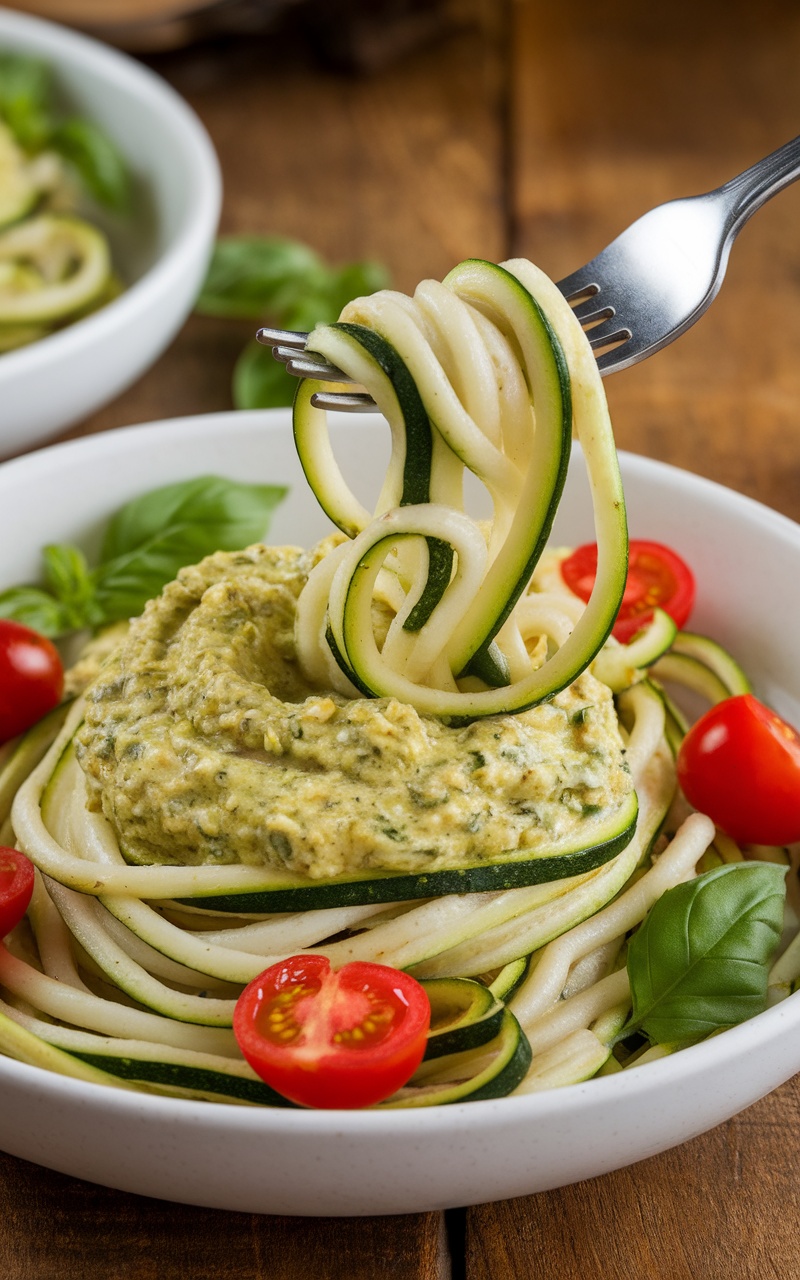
xmin=233 ymin=338 xmax=297 ymax=410
xmin=0 ymin=585 xmax=70 ymax=637
xmin=49 ymin=118 xmax=131 ymax=211
xmin=325 ymin=261 xmax=391 ymax=316
xmin=94 ymin=475 xmax=286 ymax=620
xmin=195 ymin=235 xmax=390 ymax=414
xmin=42 ymin=543 xmax=104 ymax=630
xmin=0 ymin=53 xmax=53 ymax=150
xmin=281 ymin=292 xmax=342 ymax=334
xmin=43 ymin=542 xmax=90 ymax=596
xmin=196 ymin=236 xmax=391 ymax=327
xmin=626 ymin=862 xmax=787 ymax=1046
xmin=196 ymin=237 xmax=325 ymax=319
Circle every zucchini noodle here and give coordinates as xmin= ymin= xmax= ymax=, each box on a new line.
xmin=0 ymin=255 xmax=793 ymax=1107
xmin=0 ymin=111 xmax=123 ymax=352
xmin=299 ymin=258 xmax=629 ymax=715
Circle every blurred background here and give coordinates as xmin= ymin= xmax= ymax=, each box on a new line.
xmin=3 ymin=0 xmax=800 ymax=526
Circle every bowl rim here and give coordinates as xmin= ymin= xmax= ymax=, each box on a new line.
xmin=0 ymin=975 xmax=796 ymax=1136
xmin=0 ymin=6 xmax=221 ymax=380
xmin=0 ymin=406 xmax=798 ymax=1139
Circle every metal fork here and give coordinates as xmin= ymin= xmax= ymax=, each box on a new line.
xmin=258 ymin=135 xmax=800 ymax=412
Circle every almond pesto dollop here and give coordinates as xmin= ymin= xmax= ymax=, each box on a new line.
xmin=75 ymin=541 xmax=633 ymax=880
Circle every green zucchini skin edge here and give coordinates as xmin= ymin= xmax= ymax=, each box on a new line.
xmin=462 ymin=1011 xmax=532 ymax=1103
xmin=327 ymin=322 xmax=434 ymax=509
xmin=380 ymin=1009 xmax=532 ymax=1107
xmin=422 ymin=1007 xmax=504 ymax=1060
xmin=65 ymin=982 xmax=527 ymax=1107
xmin=442 ymin=260 xmax=573 ymax=669
xmin=644 ymin=677 xmax=688 ymax=758
xmin=422 ymin=977 xmax=505 ymax=1060
xmin=297 ymin=258 xmax=628 ymax=719
xmin=177 ymin=791 xmax=639 ymax=914
xmin=296 ymin=321 xmax=454 ymax=630
xmin=333 ymin=321 xmax=454 ymax=632
xmin=487 ymin=955 xmax=531 ymax=1002
xmin=669 ymin=630 xmax=751 ymax=696
xmin=67 ymin=1052 xmax=298 ymax=1107
xmin=0 ymin=699 xmax=73 ymax=826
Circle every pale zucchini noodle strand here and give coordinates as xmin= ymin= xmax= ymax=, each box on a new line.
xmin=0 ymin=253 xmax=746 ymax=1105
xmin=299 ymin=256 xmax=628 ymax=718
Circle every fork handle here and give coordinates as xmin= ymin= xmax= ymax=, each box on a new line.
xmin=717 ymin=134 xmax=800 ymax=236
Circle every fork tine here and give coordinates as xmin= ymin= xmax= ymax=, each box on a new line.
xmin=255 ymin=328 xmax=354 ymax=382
xmin=286 ymin=356 xmax=356 ymax=381
xmin=571 ymin=301 xmax=615 ymax=327
xmin=556 ymin=272 xmax=600 ymax=304
xmin=256 ymin=288 xmax=626 ymax=409
xmin=579 ymin=309 xmax=625 ymax=340
xmin=310 ymin=391 xmax=377 ymax=412
xmin=259 ymin=134 xmax=800 ymax=397
xmin=272 ymin=344 xmax=305 ymax=365
xmin=256 ymin=326 xmax=307 ymax=348
xmin=590 ymin=328 xmax=632 ymax=353
xmin=596 ymin=340 xmax=634 ymax=374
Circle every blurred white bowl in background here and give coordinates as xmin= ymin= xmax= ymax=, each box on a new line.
xmin=0 ymin=7 xmax=221 ymax=457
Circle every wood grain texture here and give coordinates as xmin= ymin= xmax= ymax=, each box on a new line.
xmin=0 ymin=1152 xmax=447 ymax=1279
xmin=511 ymin=0 xmax=800 ymax=521
xmin=466 ymin=1077 xmax=800 ymax=1280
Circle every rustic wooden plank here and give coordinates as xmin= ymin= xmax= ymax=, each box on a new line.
xmin=510 ymin=0 xmax=800 ymax=520
xmin=466 ymin=1075 xmax=800 ymax=1280
xmin=466 ymin=1 xmax=800 ymax=1274
xmin=56 ymin=0 xmax=507 ymax=446
xmin=0 ymin=1151 xmax=447 ymax=1280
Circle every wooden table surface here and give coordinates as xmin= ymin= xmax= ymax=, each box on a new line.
xmin=2 ymin=0 xmax=800 ymax=1275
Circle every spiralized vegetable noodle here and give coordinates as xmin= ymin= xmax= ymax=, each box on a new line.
xmin=1 ymin=255 xmax=791 ymax=1107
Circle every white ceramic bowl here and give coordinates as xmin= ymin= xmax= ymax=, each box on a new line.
xmin=0 ymin=409 xmax=798 ymax=1216
xmin=0 ymin=9 xmax=221 ymax=457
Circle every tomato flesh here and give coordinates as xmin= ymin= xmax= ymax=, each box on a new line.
xmin=0 ymin=847 xmax=35 ymax=937
xmin=233 ymin=955 xmax=431 ymax=1109
xmin=677 ymin=694 xmax=800 ymax=846
xmin=0 ymin=620 xmax=64 ymax=744
xmin=560 ymin=539 xmax=695 ymax=643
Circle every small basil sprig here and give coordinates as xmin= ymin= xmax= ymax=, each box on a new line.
xmin=195 ymin=236 xmax=390 ymax=410
xmin=49 ymin=119 xmax=131 ymax=212
xmin=0 ymin=52 xmax=130 ymax=211
xmin=0 ymin=53 xmax=51 ymax=151
xmin=623 ymin=862 xmax=786 ymax=1047
xmin=0 ymin=475 xmax=286 ymax=638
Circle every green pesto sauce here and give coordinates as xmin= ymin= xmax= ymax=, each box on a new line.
xmin=76 ymin=542 xmax=633 ymax=880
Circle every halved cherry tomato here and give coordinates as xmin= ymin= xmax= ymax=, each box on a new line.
xmin=233 ymin=954 xmax=430 ymax=1109
xmin=0 ymin=619 xmax=64 ymax=744
xmin=677 ymin=694 xmax=800 ymax=846
xmin=0 ymin=848 xmax=35 ymax=937
xmin=560 ymin=539 xmax=696 ymax=643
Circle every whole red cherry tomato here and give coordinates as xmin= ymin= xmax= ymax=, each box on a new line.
xmin=0 ymin=848 xmax=35 ymax=937
xmin=561 ymin=539 xmax=695 ymax=643
xmin=677 ymin=694 xmax=800 ymax=846
xmin=233 ymin=954 xmax=430 ymax=1109
xmin=0 ymin=620 xmax=64 ymax=744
